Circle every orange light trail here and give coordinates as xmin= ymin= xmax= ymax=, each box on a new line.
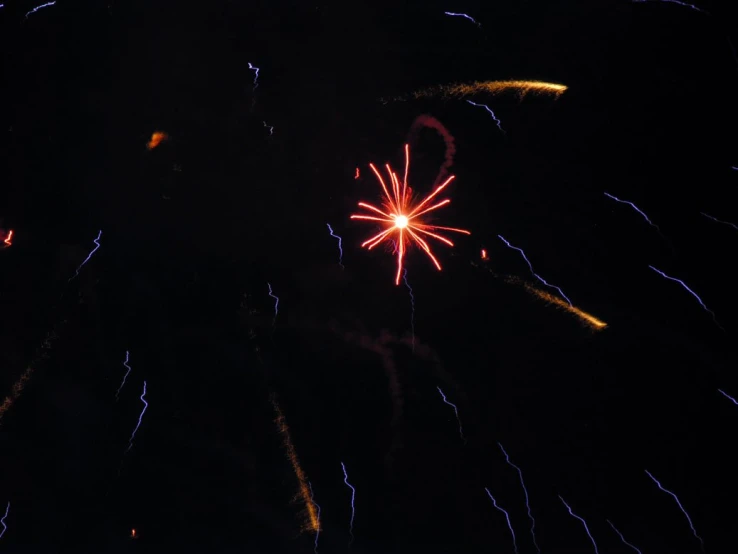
xmin=384 ymin=80 xmax=568 ymax=103
xmin=470 ymin=262 xmax=607 ymax=331
xmin=0 ymin=325 xmax=63 ymax=425
xmin=351 ymin=144 xmax=470 ymax=285
xmin=354 ymin=167 xmax=360 ymax=179
xmin=3 ymin=230 xmax=12 ymax=247
xmin=420 ymin=80 xmax=568 ymax=99
xmin=146 ymin=131 xmax=168 ymax=150
xmin=270 ymin=395 xmax=321 ymax=534
xmin=480 ymin=248 xmax=488 ymax=261
xmin=0 ymin=367 xmax=33 ymax=425
xmin=523 ymin=283 xmax=607 ymax=330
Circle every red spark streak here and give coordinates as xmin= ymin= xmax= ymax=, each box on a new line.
xmin=3 ymin=230 xmax=12 ymax=247
xmin=351 ymin=144 xmax=470 ymax=284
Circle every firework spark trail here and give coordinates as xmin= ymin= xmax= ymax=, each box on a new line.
xmin=263 ymin=121 xmax=274 ymax=135
xmin=354 ymin=168 xmax=360 ymax=179
xmin=484 ymin=488 xmax=519 ymax=554
xmin=0 ymin=368 xmax=35 ymax=425
xmin=469 ymin=262 xmax=607 ymax=329
xmin=437 ymin=386 xmax=465 ymax=443
xmin=267 ymin=282 xmax=279 ymax=326
xmin=0 ymin=326 xmax=62 ymax=425
xmin=648 ymin=265 xmax=722 ymax=330
xmin=340 ymin=462 xmax=356 ymax=544
xmin=248 ymin=62 xmax=260 ymax=89
xmin=718 ymin=388 xmax=738 ymax=405
xmin=443 ymin=11 xmax=481 ymax=27
xmin=25 ymin=1 xmax=55 ymax=18
xmin=558 ymin=495 xmax=599 ymax=554
xmin=115 ymin=351 xmax=132 ymax=401
xmin=402 ymin=268 xmax=415 ymax=351
xmin=522 ymin=282 xmax=607 ymax=330
xmin=604 ymin=192 xmax=673 ymax=250
xmin=326 ymin=224 xmax=345 ymax=269
xmin=606 ymin=519 xmax=643 ymax=554
xmin=604 ymin=192 xmax=662 ymax=231
xmin=701 ymin=212 xmax=738 ymax=231
xmin=330 ymin=327 xmax=405 ymax=462
xmin=3 ymin=230 xmax=12 ymax=246
xmin=632 ymin=0 xmax=708 ymax=14
xmin=408 ymin=115 xmax=456 ymax=187
xmin=308 ymin=482 xmax=321 ymax=554
xmin=0 ymin=502 xmax=8 ymax=539
xmin=466 ymin=100 xmax=505 ymax=133
xmin=69 ymin=230 xmax=102 ymax=282
xmin=395 ymin=81 xmax=568 ymax=104
xmin=644 ymin=470 xmax=704 ymax=552
xmin=498 ymin=235 xmax=572 ymax=306
xmin=350 ymin=143 xmax=470 ymax=284
xmin=292 ymin=321 xmax=466 ymax=468
xmin=125 ymin=381 xmax=149 ymax=454
xmin=271 ymin=396 xmax=321 ymax=534
xmin=497 ymin=443 xmax=540 ymax=553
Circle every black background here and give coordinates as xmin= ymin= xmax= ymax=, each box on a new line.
xmin=1 ymin=0 xmax=738 ymax=552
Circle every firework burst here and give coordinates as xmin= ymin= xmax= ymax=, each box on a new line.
xmin=351 ymin=144 xmax=470 ymax=285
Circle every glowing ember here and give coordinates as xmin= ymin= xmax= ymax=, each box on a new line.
xmin=146 ymin=131 xmax=168 ymax=150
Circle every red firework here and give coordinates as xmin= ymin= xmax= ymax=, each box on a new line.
xmin=350 ymin=144 xmax=470 ymax=285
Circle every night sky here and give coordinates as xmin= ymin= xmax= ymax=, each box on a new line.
xmin=1 ymin=0 xmax=738 ymax=552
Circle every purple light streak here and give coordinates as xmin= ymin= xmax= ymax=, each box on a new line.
xmin=466 ymin=100 xmax=505 ymax=134
xmin=648 ymin=265 xmax=722 ymax=330
xmin=632 ymin=0 xmax=708 ymax=14
xmin=701 ymin=212 xmax=738 ymax=231
xmin=25 ymin=1 xmax=55 ymax=18
xmin=402 ymin=268 xmax=415 ymax=352
xmin=340 ymin=461 xmax=356 ymax=544
xmin=267 ymin=282 xmax=279 ymax=326
xmin=115 ymin=350 xmax=132 ymax=401
xmin=125 ymin=381 xmax=149 ymax=454
xmin=484 ymin=488 xmax=518 ymax=554
xmin=606 ymin=519 xmax=643 ymax=554
xmin=558 ymin=495 xmax=599 ymax=554
xmin=604 ymin=192 xmax=662 ymax=232
xmin=437 ymin=386 xmax=465 ymax=443
xmin=326 ymin=223 xmax=345 ymax=269
xmin=718 ymin=388 xmax=738 ymax=405
xmin=444 ymin=11 xmax=481 ymax=27
xmin=0 ymin=502 xmax=8 ymax=539
xmin=497 ymin=235 xmax=572 ymax=306
xmin=644 ymin=470 xmax=704 ymax=552
xmin=248 ymin=62 xmax=260 ymax=89
xmin=308 ymin=481 xmax=321 ymax=554
xmin=498 ymin=442 xmax=540 ymax=553
xmin=69 ymin=230 xmax=102 ymax=282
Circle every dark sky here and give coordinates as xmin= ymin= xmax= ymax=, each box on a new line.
xmin=1 ymin=0 xmax=738 ymax=552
